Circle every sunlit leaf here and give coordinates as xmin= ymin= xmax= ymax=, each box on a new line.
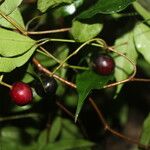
xmin=133 ymin=2 xmax=150 ymax=25
xmin=134 ymin=23 xmax=150 ymax=64
xmin=0 ymin=46 xmax=36 ymax=72
xmin=0 ymin=0 xmax=23 ymax=15
xmin=71 ymin=20 xmax=103 ymax=42
xmin=0 ymin=28 xmax=36 ymax=57
xmin=114 ymin=31 xmax=137 ymax=96
xmin=0 ymin=8 xmax=25 ymax=29
xmin=37 ymin=0 xmax=73 ymax=12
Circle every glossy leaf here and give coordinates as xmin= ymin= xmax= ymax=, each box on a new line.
xmin=0 ymin=8 xmax=25 ymax=29
xmin=139 ymin=114 xmax=150 ymax=146
xmin=0 ymin=28 xmax=36 ymax=57
xmin=75 ymin=70 xmax=112 ymax=120
xmin=37 ymin=0 xmax=73 ymax=12
xmin=114 ymin=31 xmax=137 ymax=96
xmin=134 ymin=23 xmax=150 ymax=64
xmin=0 ymin=0 xmax=23 ymax=15
xmin=77 ymin=0 xmax=135 ymax=19
xmin=71 ymin=20 xmax=103 ymax=42
xmin=0 ymin=46 xmax=36 ymax=72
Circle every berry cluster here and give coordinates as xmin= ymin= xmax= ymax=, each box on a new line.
xmin=8 ymin=54 xmax=115 ymax=106
xmin=9 ymin=74 xmax=57 ymax=106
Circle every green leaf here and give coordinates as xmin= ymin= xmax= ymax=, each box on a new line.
xmin=42 ymin=139 xmax=94 ymax=150
xmin=60 ymin=118 xmax=82 ymax=139
xmin=0 ymin=46 xmax=36 ymax=72
xmin=75 ymin=70 xmax=112 ymax=120
xmin=0 ymin=28 xmax=36 ymax=57
xmin=37 ymin=0 xmax=73 ymax=13
xmin=133 ymin=2 xmax=150 ymax=25
xmin=0 ymin=0 xmax=23 ymax=15
xmin=0 ymin=8 xmax=25 ymax=29
xmin=49 ymin=116 xmax=61 ymax=142
xmin=139 ymin=113 xmax=150 ymax=146
xmin=114 ymin=31 xmax=137 ymax=96
xmin=134 ymin=23 xmax=150 ymax=64
xmin=37 ymin=129 xmax=47 ymax=150
xmin=22 ymin=64 xmax=34 ymax=83
xmin=77 ymin=0 xmax=135 ymax=19
xmin=70 ymin=20 xmax=103 ymax=42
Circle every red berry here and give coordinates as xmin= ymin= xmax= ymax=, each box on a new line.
xmin=92 ymin=54 xmax=115 ymax=75
xmin=10 ymin=82 xmax=33 ymax=106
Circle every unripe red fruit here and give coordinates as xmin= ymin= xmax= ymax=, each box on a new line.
xmin=92 ymin=54 xmax=115 ymax=75
xmin=10 ymin=82 xmax=33 ymax=106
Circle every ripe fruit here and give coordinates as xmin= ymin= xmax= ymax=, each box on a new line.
xmin=34 ymin=74 xmax=58 ymax=97
xmin=10 ymin=82 xmax=33 ymax=106
xmin=92 ymin=54 xmax=115 ymax=75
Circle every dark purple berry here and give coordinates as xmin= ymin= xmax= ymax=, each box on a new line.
xmin=10 ymin=82 xmax=33 ymax=106
xmin=92 ymin=54 xmax=115 ymax=75
xmin=34 ymin=74 xmax=57 ymax=97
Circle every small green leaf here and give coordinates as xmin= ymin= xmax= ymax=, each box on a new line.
xmin=0 ymin=46 xmax=36 ymax=72
xmin=0 ymin=0 xmax=23 ymax=15
xmin=0 ymin=28 xmax=36 ymax=57
xmin=71 ymin=20 xmax=103 ymax=42
xmin=139 ymin=114 xmax=150 ymax=146
xmin=114 ymin=31 xmax=137 ymax=96
xmin=49 ymin=116 xmax=61 ymax=142
xmin=75 ymin=70 xmax=112 ymax=120
xmin=133 ymin=2 xmax=150 ymax=25
xmin=77 ymin=0 xmax=135 ymax=19
xmin=22 ymin=64 xmax=34 ymax=83
xmin=42 ymin=139 xmax=94 ymax=150
xmin=0 ymin=8 xmax=25 ymax=29
xmin=37 ymin=0 xmax=73 ymax=12
xmin=60 ymin=118 xmax=82 ymax=139
xmin=37 ymin=129 xmax=47 ymax=150
xmin=134 ymin=23 xmax=150 ymax=64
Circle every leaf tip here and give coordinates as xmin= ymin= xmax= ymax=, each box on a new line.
xmin=74 ymin=113 xmax=79 ymax=123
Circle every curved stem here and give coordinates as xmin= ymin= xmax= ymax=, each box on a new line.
xmin=104 ymin=46 xmax=136 ymax=89
xmin=0 ymin=81 xmax=12 ymax=89
xmin=52 ymin=38 xmax=106 ymax=74
xmin=27 ymin=28 xmax=70 ymax=35
xmin=33 ymin=58 xmax=150 ymax=149
xmin=0 ymin=10 xmax=27 ymax=35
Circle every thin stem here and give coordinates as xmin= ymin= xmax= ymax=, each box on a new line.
xmin=0 ymin=81 xmax=12 ymax=89
xmin=52 ymin=38 xmax=105 ymax=74
xmin=0 ymin=10 xmax=27 ymax=35
xmin=104 ymin=46 xmax=137 ymax=89
xmin=33 ymin=58 xmax=150 ymax=149
xmin=27 ymin=28 xmax=70 ymax=35
xmin=37 ymin=48 xmax=89 ymax=70
xmin=39 ymin=47 xmax=60 ymax=63
xmin=131 ymin=78 xmax=150 ymax=82
xmin=0 ymin=113 xmax=40 ymax=122
xmin=32 ymin=58 xmax=76 ymax=88
xmin=56 ymin=101 xmax=88 ymax=138
xmin=89 ymin=97 xmax=149 ymax=150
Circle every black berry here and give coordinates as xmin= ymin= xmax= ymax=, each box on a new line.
xmin=10 ymin=82 xmax=33 ymax=106
xmin=92 ymin=54 xmax=115 ymax=75
xmin=34 ymin=74 xmax=58 ymax=97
